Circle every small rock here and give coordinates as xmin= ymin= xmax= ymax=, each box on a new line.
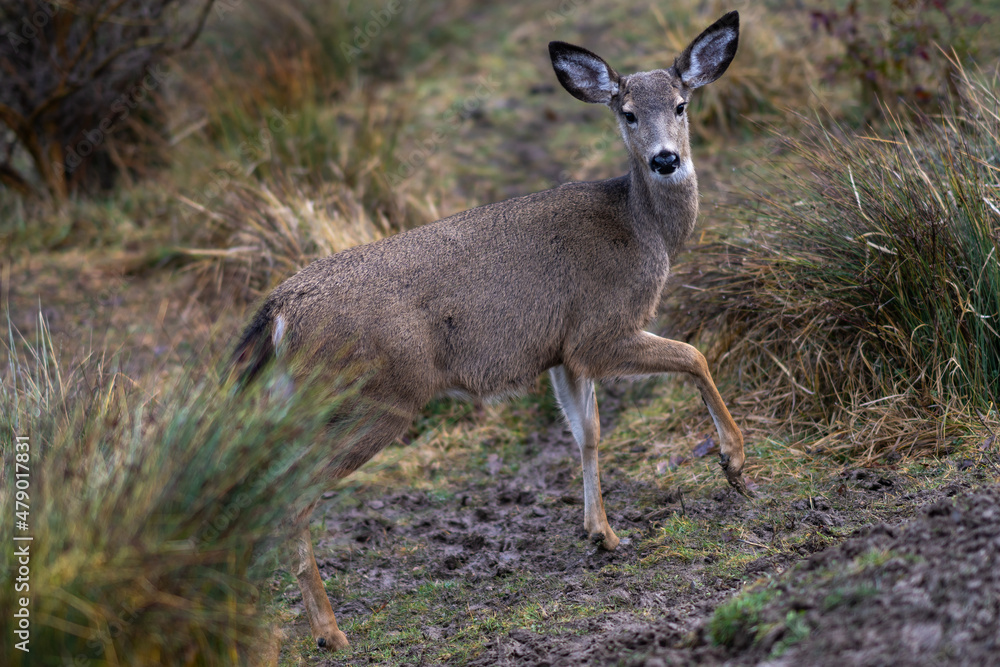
xmin=693 ymin=435 xmax=716 ymax=457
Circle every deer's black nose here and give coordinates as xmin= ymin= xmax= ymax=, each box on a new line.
xmin=650 ymin=151 xmax=679 ymax=175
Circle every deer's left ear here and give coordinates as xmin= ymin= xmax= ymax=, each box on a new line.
xmin=674 ymin=11 xmax=739 ymax=89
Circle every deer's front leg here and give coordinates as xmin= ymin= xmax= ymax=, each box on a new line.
xmin=292 ymin=511 xmax=350 ymax=651
xmin=582 ymin=332 xmax=749 ymax=495
xmin=550 ymin=365 xmax=620 ymax=550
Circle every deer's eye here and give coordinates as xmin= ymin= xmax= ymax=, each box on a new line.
xmin=622 ymin=111 xmax=637 ymax=124
xmin=676 ymin=102 xmax=687 ymax=116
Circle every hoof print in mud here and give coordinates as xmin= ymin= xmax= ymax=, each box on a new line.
xmin=842 ymin=468 xmax=895 ymax=492
xmin=791 ymin=497 xmax=843 ymax=528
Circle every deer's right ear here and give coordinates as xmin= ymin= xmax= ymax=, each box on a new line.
xmin=549 ymin=42 xmax=620 ymax=104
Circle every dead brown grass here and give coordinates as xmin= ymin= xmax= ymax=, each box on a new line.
xmin=666 ymin=65 xmax=1000 ymax=463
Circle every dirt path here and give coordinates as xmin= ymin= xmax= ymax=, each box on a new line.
xmin=279 ymin=385 xmax=993 ymax=666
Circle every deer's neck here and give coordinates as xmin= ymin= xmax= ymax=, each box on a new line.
xmin=627 ymin=156 xmax=699 ymax=260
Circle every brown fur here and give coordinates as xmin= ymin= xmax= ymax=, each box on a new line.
xmin=231 ymin=11 xmax=747 ymax=653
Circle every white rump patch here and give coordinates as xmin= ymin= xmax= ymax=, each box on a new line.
xmin=272 ymin=314 xmax=287 ymax=354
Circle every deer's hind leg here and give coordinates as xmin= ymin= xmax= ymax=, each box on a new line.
xmin=292 ymin=509 xmax=349 ymax=650
xmin=549 ymin=364 xmax=620 ymax=551
xmin=292 ymin=406 xmax=418 ymax=651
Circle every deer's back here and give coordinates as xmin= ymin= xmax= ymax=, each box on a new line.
xmin=267 ymin=177 xmax=671 ymax=398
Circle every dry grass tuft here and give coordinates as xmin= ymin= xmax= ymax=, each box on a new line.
xmin=646 ymin=1 xmax=840 ymax=139
xmin=668 ymin=63 xmax=1000 ymax=461
xmin=176 ymin=167 xmax=439 ymax=297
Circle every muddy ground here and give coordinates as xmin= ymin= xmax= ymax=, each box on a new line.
xmin=738 ymin=485 xmax=1000 ymax=667
xmin=277 ymin=389 xmax=996 ymax=666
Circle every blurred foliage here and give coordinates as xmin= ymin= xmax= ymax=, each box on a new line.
xmin=0 ymin=313 xmax=367 ymax=664
xmin=810 ymin=0 xmax=989 ymax=119
xmin=0 ymin=0 xmax=215 ymax=200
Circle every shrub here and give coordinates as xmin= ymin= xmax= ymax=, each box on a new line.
xmin=177 ymin=157 xmax=441 ymax=299
xmin=810 ymin=0 xmax=988 ymax=120
xmin=0 ymin=314 xmax=364 ymax=664
xmin=0 ymin=0 xmax=214 ymax=200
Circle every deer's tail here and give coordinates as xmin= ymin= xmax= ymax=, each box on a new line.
xmin=228 ymin=299 xmax=278 ymax=389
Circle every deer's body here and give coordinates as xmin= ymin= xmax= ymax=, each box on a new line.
xmin=231 ymin=12 xmax=746 ymax=652
xmin=261 ymin=175 xmax=692 ymax=412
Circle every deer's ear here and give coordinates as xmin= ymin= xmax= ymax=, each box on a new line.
xmin=674 ymin=11 xmax=739 ymax=89
xmin=549 ymin=41 xmax=620 ymax=104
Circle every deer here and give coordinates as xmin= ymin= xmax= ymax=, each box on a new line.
xmin=229 ymin=11 xmax=747 ymax=651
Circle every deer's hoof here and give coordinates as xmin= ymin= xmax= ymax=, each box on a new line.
xmin=316 ymin=630 xmax=350 ymax=651
xmin=589 ymin=527 xmax=620 ymax=551
xmin=719 ymin=452 xmax=754 ymax=498
xmin=727 ymin=472 xmax=755 ymax=498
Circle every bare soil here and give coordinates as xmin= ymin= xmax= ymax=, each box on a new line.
xmin=287 ymin=391 xmax=995 ymax=666
xmin=739 ymin=485 xmax=1000 ymax=667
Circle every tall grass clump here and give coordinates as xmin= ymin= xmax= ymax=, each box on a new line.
xmin=669 ymin=65 xmax=1000 ymax=460
xmin=0 ymin=315 xmax=364 ymax=664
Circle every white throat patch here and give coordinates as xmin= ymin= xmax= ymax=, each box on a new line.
xmin=650 ymin=158 xmax=694 ymax=184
